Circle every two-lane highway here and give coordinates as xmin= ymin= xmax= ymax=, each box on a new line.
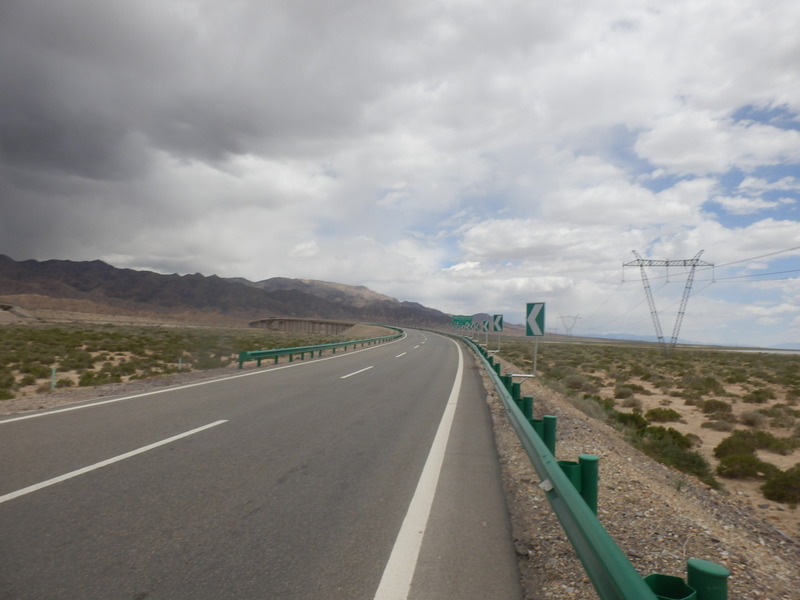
xmin=0 ymin=330 xmax=522 ymax=599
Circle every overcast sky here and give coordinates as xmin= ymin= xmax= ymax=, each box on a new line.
xmin=2 ymin=1 xmax=799 ymax=347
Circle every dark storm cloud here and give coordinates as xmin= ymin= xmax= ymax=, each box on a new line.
xmin=0 ymin=0 xmax=400 ymax=177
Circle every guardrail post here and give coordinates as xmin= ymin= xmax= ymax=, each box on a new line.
xmin=579 ymin=454 xmax=599 ymax=515
xmin=511 ymin=382 xmax=522 ymax=405
xmin=493 ymin=363 xmax=501 ymax=376
xmin=687 ymin=559 xmax=730 ymax=600
xmin=558 ymin=460 xmax=582 ymax=491
xmin=531 ymin=418 xmax=543 ymax=437
xmin=543 ymin=415 xmax=557 ymax=455
xmin=644 ymin=574 xmax=696 ymax=600
xmin=522 ymin=396 xmax=533 ymax=421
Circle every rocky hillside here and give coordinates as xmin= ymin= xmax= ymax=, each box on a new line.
xmin=0 ymin=255 xmax=450 ymax=326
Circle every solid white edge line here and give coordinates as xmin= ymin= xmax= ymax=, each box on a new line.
xmin=372 ymin=338 xmax=463 ymax=600
xmin=0 ymin=332 xmax=408 ymax=425
xmin=0 ymin=420 xmax=228 ymax=505
xmin=340 ymin=366 xmax=374 ymax=379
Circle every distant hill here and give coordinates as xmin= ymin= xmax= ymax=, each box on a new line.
xmin=0 ymin=254 xmax=451 ymax=327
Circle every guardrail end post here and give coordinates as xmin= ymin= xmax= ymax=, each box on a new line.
xmin=578 ymin=454 xmax=599 ymax=515
xmin=543 ymin=415 xmax=557 ymax=455
xmin=687 ymin=558 xmax=730 ymax=600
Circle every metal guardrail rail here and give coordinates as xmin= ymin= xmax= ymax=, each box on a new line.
xmin=462 ymin=336 xmax=660 ymax=600
xmin=462 ymin=335 xmax=730 ymax=600
xmin=237 ymin=327 xmax=403 ymax=369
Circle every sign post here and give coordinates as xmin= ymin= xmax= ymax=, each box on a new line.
xmin=526 ymin=303 xmax=546 ymax=375
xmin=492 ymin=314 xmax=503 ymax=351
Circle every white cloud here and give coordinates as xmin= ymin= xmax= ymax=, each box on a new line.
xmin=635 ymin=113 xmax=800 ymax=175
xmin=712 ymin=196 xmax=784 ymax=215
xmin=3 ymin=0 xmax=800 ymax=347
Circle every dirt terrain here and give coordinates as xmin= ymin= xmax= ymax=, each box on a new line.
xmin=485 ymin=355 xmax=800 ymax=600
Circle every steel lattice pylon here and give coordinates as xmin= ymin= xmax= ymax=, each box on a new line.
xmin=623 ymin=250 xmax=714 ymax=354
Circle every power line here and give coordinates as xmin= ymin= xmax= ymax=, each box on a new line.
xmin=712 ymin=245 xmax=800 ymax=269
xmin=631 ymin=245 xmax=800 ymax=283
xmin=696 ymin=268 xmax=800 ymax=282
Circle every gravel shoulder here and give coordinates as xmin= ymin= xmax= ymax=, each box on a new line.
xmin=482 ymin=355 xmax=800 ymax=600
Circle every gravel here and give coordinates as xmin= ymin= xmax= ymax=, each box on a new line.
xmin=482 ymin=358 xmax=800 ymax=600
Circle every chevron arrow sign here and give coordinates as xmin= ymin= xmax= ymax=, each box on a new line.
xmin=492 ymin=314 xmax=503 ymax=332
xmin=526 ymin=303 xmax=545 ymax=336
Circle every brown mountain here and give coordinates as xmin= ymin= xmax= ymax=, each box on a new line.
xmin=0 ymin=254 xmax=450 ymax=326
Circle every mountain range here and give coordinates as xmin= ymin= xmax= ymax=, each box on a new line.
xmin=0 ymin=254 xmax=451 ymax=327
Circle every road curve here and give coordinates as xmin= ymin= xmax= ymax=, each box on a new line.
xmin=0 ymin=330 xmax=521 ymax=599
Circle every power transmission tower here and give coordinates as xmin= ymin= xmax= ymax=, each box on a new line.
xmin=558 ymin=314 xmax=581 ymax=336
xmin=623 ymin=250 xmax=714 ymax=355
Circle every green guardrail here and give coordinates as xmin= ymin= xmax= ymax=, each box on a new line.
xmin=462 ymin=336 xmax=730 ymax=600
xmin=237 ymin=327 xmax=403 ymax=369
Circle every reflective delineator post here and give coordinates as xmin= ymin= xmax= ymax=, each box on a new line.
xmin=687 ymin=559 xmax=730 ymax=600
xmin=543 ymin=415 xmax=557 ymax=455
xmin=579 ymin=454 xmax=599 ymax=515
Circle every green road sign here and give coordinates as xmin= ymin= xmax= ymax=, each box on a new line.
xmin=451 ymin=315 xmax=473 ymax=329
xmin=492 ymin=314 xmax=503 ymax=332
xmin=526 ymin=303 xmax=545 ymax=336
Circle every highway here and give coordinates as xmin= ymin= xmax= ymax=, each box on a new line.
xmin=0 ymin=330 xmax=522 ymax=599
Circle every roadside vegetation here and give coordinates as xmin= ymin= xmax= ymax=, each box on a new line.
xmin=0 ymin=324 xmax=345 ymax=399
xmin=497 ymin=341 xmax=800 ymax=506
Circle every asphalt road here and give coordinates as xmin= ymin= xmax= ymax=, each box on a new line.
xmin=0 ymin=330 xmax=521 ymax=599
